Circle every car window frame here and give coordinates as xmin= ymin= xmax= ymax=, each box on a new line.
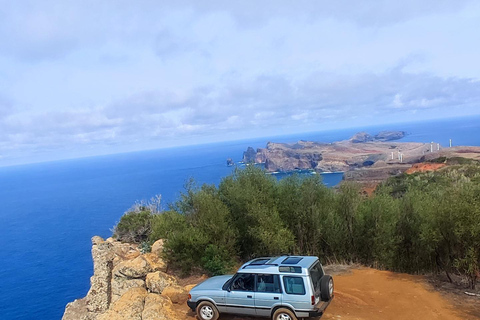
xmin=228 ymin=273 xmax=256 ymax=292
xmin=255 ymin=273 xmax=282 ymax=294
xmin=282 ymin=275 xmax=306 ymax=295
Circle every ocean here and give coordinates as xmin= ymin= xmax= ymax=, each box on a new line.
xmin=0 ymin=115 xmax=479 ymax=320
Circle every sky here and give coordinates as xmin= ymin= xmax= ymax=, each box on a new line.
xmin=1 ymin=0 xmax=480 ymax=166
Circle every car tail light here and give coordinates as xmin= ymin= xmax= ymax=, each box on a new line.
xmin=311 ymin=295 xmax=315 ymax=305
xmin=188 ymin=294 xmax=192 ymax=300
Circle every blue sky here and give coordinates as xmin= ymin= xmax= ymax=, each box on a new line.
xmin=1 ymin=0 xmax=480 ymax=166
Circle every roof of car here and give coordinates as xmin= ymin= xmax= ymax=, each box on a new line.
xmin=237 ymin=256 xmax=319 ymax=275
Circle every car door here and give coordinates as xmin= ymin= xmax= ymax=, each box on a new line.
xmin=255 ymin=274 xmax=282 ymax=317
xmin=225 ymin=273 xmax=256 ymax=316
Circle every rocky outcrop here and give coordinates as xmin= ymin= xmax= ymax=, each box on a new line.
xmin=87 ymin=236 xmax=115 ymax=313
xmin=242 ymin=146 xmax=257 ymax=163
xmin=62 ymin=237 xmax=184 ymax=320
xmin=241 ymin=131 xmax=428 ymax=174
xmin=350 ymin=132 xmax=374 ymax=143
xmin=374 ymin=131 xmax=406 ymax=141
xmin=146 ymin=271 xmax=177 ymax=294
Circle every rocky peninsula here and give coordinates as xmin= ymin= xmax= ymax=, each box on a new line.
xmin=242 ymin=131 xmax=480 ymax=183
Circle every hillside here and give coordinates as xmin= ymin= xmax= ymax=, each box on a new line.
xmin=241 ymin=132 xmax=480 ymax=184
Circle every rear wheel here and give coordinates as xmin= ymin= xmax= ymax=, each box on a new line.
xmin=320 ymin=275 xmax=334 ymax=301
xmin=196 ymin=301 xmax=219 ymax=320
xmin=272 ymin=308 xmax=298 ymax=320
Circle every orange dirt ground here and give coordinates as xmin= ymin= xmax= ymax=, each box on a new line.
xmin=405 ymin=163 xmax=446 ymax=174
xmin=179 ymin=268 xmax=479 ymax=320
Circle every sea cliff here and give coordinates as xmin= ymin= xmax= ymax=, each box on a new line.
xmin=62 ymin=237 xmax=190 ymax=320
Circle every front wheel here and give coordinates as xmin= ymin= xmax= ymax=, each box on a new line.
xmin=272 ymin=308 xmax=298 ymax=320
xmin=196 ymin=301 xmax=219 ymax=320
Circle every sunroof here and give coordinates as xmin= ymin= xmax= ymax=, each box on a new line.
xmin=282 ymin=257 xmax=303 ymax=264
xmin=250 ymin=258 xmax=270 ymax=265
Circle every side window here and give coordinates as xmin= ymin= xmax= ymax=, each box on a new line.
xmin=256 ymin=274 xmax=281 ymax=293
xmin=283 ymin=276 xmax=306 ymax=295
xmin=231 ymin=273 xmax=255 ymax=291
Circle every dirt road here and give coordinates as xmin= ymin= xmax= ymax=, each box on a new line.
xmin=180 ymin=268 xmax=479 ymax=320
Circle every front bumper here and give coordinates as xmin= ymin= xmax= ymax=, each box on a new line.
xmin=187 ymin=299 xmax=196 ymax=311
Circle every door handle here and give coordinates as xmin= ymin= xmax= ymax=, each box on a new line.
xmin=274 ymin=297 xmax=279 ymax=300
xmin=247 ymin=295 xmax=253 ymax=298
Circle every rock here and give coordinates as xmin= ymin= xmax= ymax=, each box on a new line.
xmin=374 ymin=131 xmax=406 ymax=141
xmin=143 ymin=252 xmax=167 ymax=272
xmin=350 ymin=132 xmax=374 ymax=143
xmin=142 ymin=293 xmax=178 ymax=320
xmin=161 ymin=285 xmax=188 ymax=304
xmin=226 ymin=158 xmax=234 ymax=166
xmin=110 ymin=241 xmax=141 ymax=267
xmin=146 ymin=271 xmax=177 ymax=294
xmin=184 ymin=284 xmax=196 ymax=292
xmin=113 ymin=255 xmax=151 ymax=278
xmin=86 ymin=237 xmax=115 ymax=313
xmin=242 ymin=146 xmax=257 ymax=163
xmin=62 ymin=298 xmax=94 ymax=320
xmin=96 ymin=287 xmax=147 ymax=320
xmin=111 ymin=277 xmax=146 ymax=303
xmin=151 ymin=239 xmax=164 ymax=257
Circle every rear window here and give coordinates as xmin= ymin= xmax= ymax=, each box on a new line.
xmin=283 ymin=276 xmax=306 ymax=295
xmin=309 ymin=261 xmax=324 ymax=296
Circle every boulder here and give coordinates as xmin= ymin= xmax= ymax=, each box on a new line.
xmin=113 ymin=255 xmax=151 ymax=278
xmin=96 ymin=287 xmax=147 ymax=320
xmin=150 ymin=239 xmax=164 ymax=257
xmin=111 ymin=277 xmax=145 ymax=303
xmin=143 ymin=252 xmax=167 ymax=273
xmin=142 ymin=293 xmax=179 ymax=320
xmin=146 ymin=271 xmax=177 ymax=294
xmin=161 ymin=285 xmax=188 ymax=304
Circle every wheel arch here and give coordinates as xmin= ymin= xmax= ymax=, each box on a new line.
xmin=271 ymin=304 xmax=296 ymax=318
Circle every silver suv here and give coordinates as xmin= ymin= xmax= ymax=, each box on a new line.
xmin=187 ymin=256 xmax=334 ymax=320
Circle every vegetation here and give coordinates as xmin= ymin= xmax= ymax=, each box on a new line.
xmin=113 ymin=163 xmax=480 ymax=288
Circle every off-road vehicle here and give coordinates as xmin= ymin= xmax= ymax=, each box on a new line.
xmin=187 ymin=256 xmax=334 ymax=320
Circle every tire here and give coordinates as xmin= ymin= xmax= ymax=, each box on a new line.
xmin=320 ymin=275 xmax=334 ymax=301
xmin=272 ymin=307 xmax=298 ymax=320
xmin=196 ymin=301 xmax=219 ymax=320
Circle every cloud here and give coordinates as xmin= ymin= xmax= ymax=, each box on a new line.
xmin=1 ymin=0 xmax=480 ymax=165
xmin=3 ymin=68 xmax=479 ymax=159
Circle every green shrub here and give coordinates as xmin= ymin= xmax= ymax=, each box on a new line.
xmin=201 ymin=244 xmax=235 ymax=276
xmin=113 ymin=210 xmax=152 ymax=243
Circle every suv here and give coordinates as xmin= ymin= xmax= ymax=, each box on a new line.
xmin=187 ymin=256 xmax=334 ymax=320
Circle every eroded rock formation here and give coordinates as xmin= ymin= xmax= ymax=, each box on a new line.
xmin=62 ymin=237 xmax=186 ymax=320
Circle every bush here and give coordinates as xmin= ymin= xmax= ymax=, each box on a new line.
xmin=201 ymin=244 xmax=235 ymax=276
xmin=113 ymin=210 xmax=152 ymax=243
xmin=112 ymin=164 xmax=480 ymax=287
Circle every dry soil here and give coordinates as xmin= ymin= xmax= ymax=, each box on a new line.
xmin=179 ymin=268 xmax=479 ymax=320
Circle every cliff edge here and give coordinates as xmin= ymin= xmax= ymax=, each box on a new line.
xmin=62 ymin=237 xmax=189 ymax=320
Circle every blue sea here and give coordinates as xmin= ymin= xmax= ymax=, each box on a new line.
xmin=1 ymin=116 xmax=480 ymax=320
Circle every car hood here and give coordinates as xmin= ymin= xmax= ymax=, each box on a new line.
xmin=190 ymin=275 xmax=233 ymax=292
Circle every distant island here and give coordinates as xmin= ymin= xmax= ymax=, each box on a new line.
xmin=242 ymin=131 xmax=480 ymax=183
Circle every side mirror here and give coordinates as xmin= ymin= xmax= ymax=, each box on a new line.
xmin=227 ymin=287 xmax=231 ymax=292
